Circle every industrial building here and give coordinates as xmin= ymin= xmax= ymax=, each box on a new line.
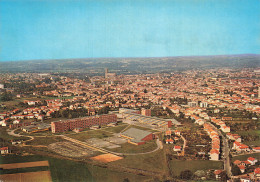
xmin=120 ymin=128 xmax=153 ymax=145
xmin=119 ymin=108 xmax=180 ymax=128
xmin=51 ymin=114 xmax=117 ymax=133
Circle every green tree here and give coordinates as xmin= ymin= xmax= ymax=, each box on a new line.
xmin=123 ymin=178 xmax=130 ymax=182
xmin=231 ymin=165 xmax=241 ymax=176
xmin=180 ymin=170 xmax=193 ymax=180
xmin=0 ymin=92 xmax=13 ymax=101
xmin=219 ymin=171 xmax=227 ymax=182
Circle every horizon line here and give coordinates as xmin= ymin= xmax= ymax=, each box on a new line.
xmin=1 ymin=53 xmax=259 ymax=63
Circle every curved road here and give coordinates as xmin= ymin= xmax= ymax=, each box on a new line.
xmin=8 ymin=127 xmax=163 ymax=156
xmin=116 ymin=138 xmax=162 ymax=156
xmin=62 ymin=135 xmax=162 ymax=156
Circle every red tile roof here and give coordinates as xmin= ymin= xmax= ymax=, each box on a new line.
xmin=247 ymin=157 xmax=256 ymax=161
xmin=233 ymin=160 xmax=241 ymax=165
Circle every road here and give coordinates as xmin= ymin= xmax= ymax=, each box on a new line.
xmin=207 ymin=122 xmax=232 ymax=178
xmin=8 ymin=124 xmax=162 ymax=156
xmin=7 ymin=129 xmax=23 ymax=137
xmin=180 ymin=135 xmax=187 ymax=156
xmin=7 ymin=128 xmax=34 ymax=142
xmin=62 ymin=135 xmax=162 ymax=156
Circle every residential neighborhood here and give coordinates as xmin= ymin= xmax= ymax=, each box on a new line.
xmin=0 ymin=68 xmax=259 ymax=181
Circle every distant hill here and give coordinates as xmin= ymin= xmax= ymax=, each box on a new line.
xmin=0 ymin=54 xmax=259 ymax=74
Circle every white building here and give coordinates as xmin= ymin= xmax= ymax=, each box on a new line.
xmin=200 ymin=102 xmax=208 ymax=108
xmin=0 ymin=147 xmax=9 ymax=154
xmin=188 ymin=102 xmax=198 ymax=107
xmin=221 ymin=125 xmax=230 ymax=133
xmin=210 ymin=149 xmax=219 ymax=161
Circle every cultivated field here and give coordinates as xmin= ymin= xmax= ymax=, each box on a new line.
xmin=91 ymin=154 xmax=123 ymax=163
xmin=170 ymin=159 xmax=223 ymax=176
xmin=0 ymin=170 xmax=52 ymax=182
xmin=1 ymin=155 xmax=94 ymax=182
xmin=0 ymin=160 xmax=49 ymax=169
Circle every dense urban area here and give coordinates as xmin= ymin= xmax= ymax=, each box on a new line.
xmin=0 ymin=66 xmax=259 ymax=182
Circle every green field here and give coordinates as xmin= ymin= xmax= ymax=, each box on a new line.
xmin=0 ymin=128 xmax=29 ymax=141
xmin=0 ymin=154 xmax=94 ymax=182
xmin=18 ymin=130 xmax=54 ymax=137
xmin=41 ymin=96 xmax=74 ymax=100
xmin=170 ymin=160 xmax=223 ymax=176
xmin=26 ymin=136 xmax=64 ymax=146
xmin=113 ymin=149 xmax=167 ymax=173
xmin=86 ymin=163 xmax=151 ymax=182
xmin=101 ymin=124 xmax=129 ymax=133
xmin=110 ymin=140 xmax=158 ymax=153
xmin=43 ymin=117 xmax=68 ymax=124
xmin=0 ymin=154 xmax=152 ymax=182
xmin=244 ymin=140 xmax=260 ymax=146
xmin=236 ymin=130 xmax=260 ymax=136
xmin=236 ymin=130 xmax=260 ymax=146
xmin=0 ymin=166 xmax=50 ymax=175
xmin=128 ymin=125 xmax=158 ymax=132
xmin=232 ymin=153 xmax=260 ymax=161
xmin=67 ymin=130 xmax=114 ymax=141
xmin=0 ymin=99 xmax=23 ymax=110
xmin=102 ymin=123 xmax=158 ymax=134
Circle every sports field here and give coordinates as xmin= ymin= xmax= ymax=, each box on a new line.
xmin=0 ymin=160 xmax=49 ymax=169
xmin=0 ymin=170 xmax=52 ymax=182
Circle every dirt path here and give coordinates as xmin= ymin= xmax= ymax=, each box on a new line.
xmin=180 ymin=135 xmax=186 ymax=155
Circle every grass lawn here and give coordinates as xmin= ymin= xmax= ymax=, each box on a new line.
xmin=101 ymin=124 xmax=129 ymax=133
xmin=41 ymin=96 xmax=74 ymax=100
xmin=236 ymin=130 xmax=260 ymax=146
xmin=43 ymin=117 xmax=68 ymax=124
xmin=244 ymin=140 xmax=260 ymax=146
xmin=0 ymin=127 xmax=29 ymax=141
xmin=110 ymin=140 xmax=158 ymax=153
xmin=232 ymin=153 xmax=260 ymax=161
xmin=1 ymin=99 xmax=22 ymax=107
xmin=129 ymin=125 xmax=158 ymax=132
xmin=86 ymin=163 xmax=152 ymax=182
xmin=112 ymin=149 xmax=167 ymax=173
xmin=0 ymin=166 xmax=50 ymax=174
xmin=18 ymin=130 xmax=53 ymax=137
xmin=67 ymin=130 xmax=114 ymax=141
xmin=170 ymin=160 xmax=223 ymax=176
xmin=26 ymin=136 xmax=64 ymax=146
xmin=236 ymin=130 xmax=260 ymax=136
xmin=0 ymin=97 xmax=42 ymax=110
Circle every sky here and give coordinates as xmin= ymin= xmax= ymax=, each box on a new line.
xmin=0 ymin=0 xmax=259 ymax=62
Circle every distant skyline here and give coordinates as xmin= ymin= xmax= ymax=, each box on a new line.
xmin=0 ymin=0 xmax=259 ymax=62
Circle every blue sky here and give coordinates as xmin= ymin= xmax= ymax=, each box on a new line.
xmin=0 ymin=0 xmax=259 ymax=61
